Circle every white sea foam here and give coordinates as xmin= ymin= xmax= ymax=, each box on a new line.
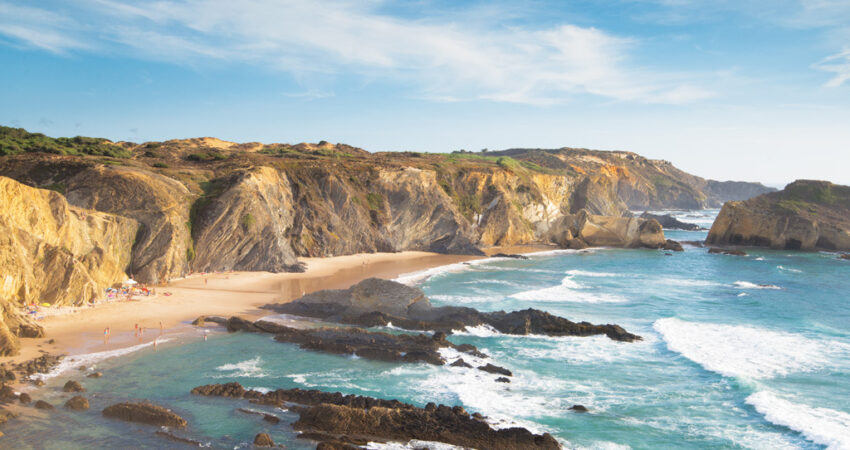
xmin=658 ymin=278 xmax=722 ymax=287
xmin=654 ymin=318 xmax=850 ymax=380
xmin=733 ymin=281 xmax=781 ymax=290
xmin=452 ymin=324 xmax=502 ymax=337
xmin=510 ymin=273 xmax=625 ymax=303
xmin=34 ymin=338 xmax=171 ymax=381
xmin=777 ymin=265 xmax=803 ymax=273
xmin=512 ymin=334 xmax=654 ymax=364
xmin=746 ymin=391 xmax=850 ymax=450
xmin=429 ymin=294 xmax=496 ymax=305
xmin=215 ymin=356 xmax=267 ymax=378
xmin=366 ymin=440 xmax=464 ymax=450
xmin=565 ymin=269 xmax=618 ymax=277
xmin=737 ymin=293 xmax=749 ymax=297
xmin=754 ymin=257 xmax=766 ymax=261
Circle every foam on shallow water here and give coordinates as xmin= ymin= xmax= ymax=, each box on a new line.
xmin=215 ymin=356 xmax=267 ymax=378
xmin=746 ymin=390 xmax=850 ymax=450
xmin=733 ymin=281 xmax=782 ymax=290
xmin=35 ymin=338 xmax=171 ymax=381
xmin=654 ymin=318 xmax=850 ymax=380
xmin=510 ymin=273 xmax=626 ymax=303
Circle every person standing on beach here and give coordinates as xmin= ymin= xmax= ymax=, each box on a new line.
xmin=104 ymin=327 xmax=109 ymax=344
xmin=159 ymin=321 xmax=163 ymax=335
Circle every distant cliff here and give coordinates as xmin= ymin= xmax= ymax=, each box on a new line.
xmin=0 ymin=126 xmax=773 ymax=354
xmin=707 ymin=180 xmax=850 ymax=251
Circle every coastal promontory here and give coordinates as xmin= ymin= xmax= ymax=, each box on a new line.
xmin=707 ymin=180 xmax=850 ymax=251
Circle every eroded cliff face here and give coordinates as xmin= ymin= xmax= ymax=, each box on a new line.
xmin=0 ymin=134 xmax=774 ymax=286
xmin=0 ymin=176 xmax=138 ymax=355
xmin=707 ymin=180 xmax=850 ymax=251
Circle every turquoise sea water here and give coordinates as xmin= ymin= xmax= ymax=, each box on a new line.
xmin=5 ymin=210 xmax=850 ymax=449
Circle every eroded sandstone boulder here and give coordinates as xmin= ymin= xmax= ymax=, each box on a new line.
xmin=547 ymin=209 xmax=666 ymax=249
xmin=64 ymin=395 xmax=89 ymax=410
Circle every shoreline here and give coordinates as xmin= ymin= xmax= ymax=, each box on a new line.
xmin=3 ymin=249 xmax=543 ymax=383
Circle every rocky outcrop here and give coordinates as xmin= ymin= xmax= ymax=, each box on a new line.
xmin=707 ymin=180 xmax=850 ymax=251
xmin=639 ymin=212 xmax=703 ymax=231
xmin=263 ymin=278 xmax=642 ymax=342
xmin=0 ymin=177 xmax=137 ymax=355
xmin=192 ymin=382 xmax=561 ymax=449
xmin=547 ymin=209 xmax=666 ymax=249
xmin=218 ymin=315 xmax=486 ymax=366
xmin=102 ymin=402 xmax=187 ymax=428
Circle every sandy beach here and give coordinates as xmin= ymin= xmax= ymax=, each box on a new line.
xmin=1 ymin=251 xmax=486 ymax=372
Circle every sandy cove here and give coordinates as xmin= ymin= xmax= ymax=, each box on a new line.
xmin=1 ymin=251 xmax=487 ymax=372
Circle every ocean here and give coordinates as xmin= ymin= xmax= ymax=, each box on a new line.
xmin=5 ymin=210 xmax=850 ymax=449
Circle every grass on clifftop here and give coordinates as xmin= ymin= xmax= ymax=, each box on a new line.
xmin=0 ymin=126 xmax=131 ymax=158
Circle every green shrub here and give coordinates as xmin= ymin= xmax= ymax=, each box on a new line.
xmin=0 ymin=125 xmax=131 ymax=158
xmin=365 ymin=192 xmax=384 ymax=210
xmin=240 ymin=213 xmax=256 ymax=230
xmin=153 ymin=162 xmax=169 ymax=168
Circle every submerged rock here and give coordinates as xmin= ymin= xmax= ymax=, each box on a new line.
xmin=18 ymin=392 xmax=31 ymax=404
xmin=62 ymin=380 xmax=85 ymax=393
xmin=102 ymin=402 xmax=187 ymax=428
xmin=569 ymin=404 xmax=588 ymax=412
xmin=192 ymin=382 xmax=560 ymax=450
xmin=253 ymin=433 xmax=275 ymax=447
xmin=492 ymin=253 xmax=529 ymax=260
xmin=34 ymin=400 xmax=54 ymax=410
xmin=64 ymin=396 xmax=89 ymax=410
xmin=663 ymin=240 xmax=684 ymax=252
xmin=263 ymin=278 xmax=641 ymax=342
xmin=87 ymin=372 xmax=102 ymax=378
xmin=708 ymin=248 xmax=747 ymax=256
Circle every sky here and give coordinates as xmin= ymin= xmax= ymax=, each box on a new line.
xmin=1 ymin=1 xmax=849 ymax=186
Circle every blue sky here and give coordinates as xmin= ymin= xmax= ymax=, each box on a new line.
xmin=1 ymin=0 xmax=849 ymax=185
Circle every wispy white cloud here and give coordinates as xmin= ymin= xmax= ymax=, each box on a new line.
xmin=816 ymin=48 xmax=850 ymax=87
xmin=0 ymin=0 xmax=714 ymax=105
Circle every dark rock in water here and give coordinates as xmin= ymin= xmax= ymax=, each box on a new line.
xmin=316 ymin=441 xmax=360 ymax=450
xmin=569 ymin=404 xmax=588 ymax=412
xmin=62 ymin=380 xmax=85 ymax=393
xmin=253 ymin=433 xmax=274 ymax=447
xmin=840 ymin=253 xmax=850 ymax=260
xmin=87 ymin=372 xmax=103 ymax=378
xmin=192 ymin=382 xmax=560 ymax=450
xmin=77 ymin=366 xmax=87 ymax=371
xmin=708 ymin=247 xmax=747 ymax=256
xmin=102 ymin=402 xmax=188 ymax=428
xmin=224 ymin=317 xmax=485 ymax=366
xmin=639 ymin=212 xmax=703 ymax=231
xmin=450 ymin=358 xmax=473 ymax=368
xmin=0 ymin=409 xmax=17 ymax=426
xmin=663 ymin=239 xmax=684 ymax=252
xmin=192 ymin=315 xmax=227 ymax=327
xmin=13 ymin=354 xmax=61 ymax=378
xmin=19 ymin=392 xmax=31 ymax=404
xmin=495 ymin=377 xmax=511 ymax=383
xmin=0 ymin=384 xmax=16 ymax=401
xmin=155 ymin=430 xmax=208 ymax=447
xmin=492 ymin=253 xmax=529 ymax=260
xmin=478 ymin=363 xmax=512 ymax=377
xmin=34 ymin=400 xmax=54 ymax=410
xmin=681 ymin=240 xmax=705 ymax=248
xmin=263 ymin=278 xmax=642 ymax=342
xmin=64 ymin=395 xmax=89 ymax=410
xmin=238 ymin=408 xmax=281 ymax=424
xmin=32 ymin=379 xmax=45 ymax=387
